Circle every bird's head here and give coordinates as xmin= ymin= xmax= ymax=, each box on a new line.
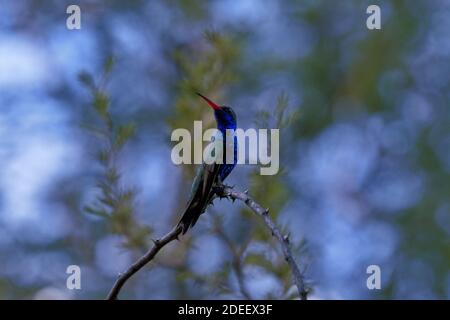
xmin=196 ymin=93 xmax=237 ymax=131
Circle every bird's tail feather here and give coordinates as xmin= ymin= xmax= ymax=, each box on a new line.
xmin=177 ymin=163 xmax=221 ymax=235
xmin=177 ymin=192 xmax=215 ymax=235
xmin=178 ymin=206 xmax=201 ymax=235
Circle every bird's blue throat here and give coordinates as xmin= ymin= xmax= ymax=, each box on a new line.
xmin=214 ymin=109 xmax=238 ymax=181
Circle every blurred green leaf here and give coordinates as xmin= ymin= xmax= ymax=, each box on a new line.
xmin=115 ymin=123 xmax=136 ymax=149
xmin=93 ymin=92 xmax=109 ymax=119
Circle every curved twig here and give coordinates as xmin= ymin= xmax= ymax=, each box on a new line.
xmin=106 ymin=225 xmax=182 ymax=300
xmin=106 ymin=186 xmax=308 ymax=300
xmin=217 ymin=186 xmax=308 ymax=300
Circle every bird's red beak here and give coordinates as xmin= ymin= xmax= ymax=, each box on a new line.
xmin=196 ymin=92 xmax=221 ymax=110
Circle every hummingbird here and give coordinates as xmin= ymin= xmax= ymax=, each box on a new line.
xmin=178 ymin=93 xmax=238 ymax=234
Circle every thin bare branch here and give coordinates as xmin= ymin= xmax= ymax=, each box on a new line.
xmin=106 ymin=225 xmax=182 ymax=300
xmin=216 ymin=186 xmax=308 ymax=300
xmin=107 ymin=186 xmax=308 ymax=300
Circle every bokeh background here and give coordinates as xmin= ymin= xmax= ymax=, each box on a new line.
xmin=1 ymin=0 xmax=449 ymax=299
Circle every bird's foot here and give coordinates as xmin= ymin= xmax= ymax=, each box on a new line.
xmin=212 ymin=185 xmax=227 ymax=199
xmin=218 ymin=183 xmax=234 ymax=190
xmin=213 ymin=183 xmax=235 ymax=200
